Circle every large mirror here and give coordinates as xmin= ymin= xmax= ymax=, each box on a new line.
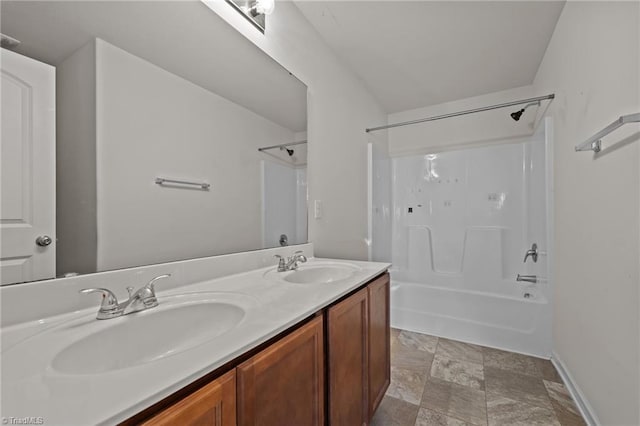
xmin=0 ymin=1 xmax=308 ymax=285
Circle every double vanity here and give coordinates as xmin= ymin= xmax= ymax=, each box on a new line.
xmin=1 ymin=246 xmax=390 ymax=425
xmin=1 ymin=3 xmax=388 ymax=425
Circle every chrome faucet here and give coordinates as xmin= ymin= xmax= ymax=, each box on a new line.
xmin=80 ymin=274 xmax=171 ymax=320
xmin=523 ymin=243 xmax=538 ymax=263
xmin=516 ymin=274 xmax=537 ymax=284
xmin=275 ymin=251 xmax=307 ymax=272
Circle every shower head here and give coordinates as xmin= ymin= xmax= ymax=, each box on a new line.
xmin=280 ymin=146 xmax=294 ymax=156
xmin=510 ymin=109 xmax=525 ymax=121
xmin=510 ymin=101 xmax=541 ymax=121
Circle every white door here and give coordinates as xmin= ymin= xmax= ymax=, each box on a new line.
xmin=1 ymin=48 xmax=55 ymax=285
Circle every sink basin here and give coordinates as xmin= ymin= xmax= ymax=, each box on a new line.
xmin=265 ymin=262 xmax=360 ymax=284
xmin=284 ymin=265 xmax=357 ymax=284
xmin=51 ymin=293 xmax=247 ymax=374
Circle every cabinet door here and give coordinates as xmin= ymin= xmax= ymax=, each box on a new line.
xmin=328 ymin=287 xmax=369 ymax=426
xmin=368 ymin=273 xmax=390 ymax=419
xmin=142 ymin=369 xmax=236 ymax=426
xmin=236 ymin=316 xmax=324 ymax=426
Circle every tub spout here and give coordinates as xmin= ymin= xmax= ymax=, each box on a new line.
xmin=516 ymin=274 xmax=537 ymax=284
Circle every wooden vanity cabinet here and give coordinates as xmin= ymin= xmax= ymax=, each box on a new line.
xmin=125 ymin=272 xmax=389 ymax=426
xmin=328 ymin=286 xmax=369 ymax=425
xmin=236 ymin=315 xmax=324 ymax=426
xmin=141 ymin=369 xmax=236 ymax=426
xmin=328 ymin=273 xmax=390 ymax=425
xmin=367 ymin=274 xmax=391 ymax=419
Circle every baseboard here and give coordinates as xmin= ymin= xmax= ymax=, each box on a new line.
xmin=551 ymin=351 xmax=600 ymax=426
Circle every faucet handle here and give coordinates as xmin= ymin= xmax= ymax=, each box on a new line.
xmin=146 ymin=274 xmax=171 ymax=294
xmin=79 ymin=288 xmax=119 ymax=310
xmin=275 ymin=254 xmax=286 ymax=271
xmin=523 ymin=243 xmax=538 ymax=263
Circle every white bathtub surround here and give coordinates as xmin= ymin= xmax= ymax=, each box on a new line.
xmin=370 ymin=132 xmax=392 ymax=263
xmin=387 ymin=121 xmax=551 ymax=357
xmin=0 ymin=246 xmax=390 ymax=425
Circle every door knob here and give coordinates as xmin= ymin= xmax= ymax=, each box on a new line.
xmin=35 ymin=235 xmax=52 ymax=247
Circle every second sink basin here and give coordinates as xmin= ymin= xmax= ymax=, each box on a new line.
xmin=284 ymin=265 xmax=357 ymax=284
xmin=51 ymin=292 xmax=250 ymax=374
xmin=265 ymin=261 xmax=361 ymax=284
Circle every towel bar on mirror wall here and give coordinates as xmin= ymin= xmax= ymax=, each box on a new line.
xmin=575 ymin=112 xmax=640 ymax=153
xmin=155 ymin=177 xmax=210 ymax=190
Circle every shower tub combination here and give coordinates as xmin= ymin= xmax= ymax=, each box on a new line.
xmin=382 ymin=120 xmax=552 ymax=357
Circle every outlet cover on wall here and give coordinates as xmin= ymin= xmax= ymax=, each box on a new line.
xmin=314 ymin=200 xmax=322 ymax=219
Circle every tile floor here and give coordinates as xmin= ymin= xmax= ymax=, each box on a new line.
xmin=371 ymin=329 xmax=587 ymax=426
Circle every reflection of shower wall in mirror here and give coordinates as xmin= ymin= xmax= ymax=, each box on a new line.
xmin=295 ymin=167 xmax=308 ymax=244
xmin=57 ymin=39 xmax=297 ymax=274
xmin=262 ymin=161 xmax=307 ymax=248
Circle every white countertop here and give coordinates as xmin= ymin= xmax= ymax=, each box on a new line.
xmin=0 ymin=257 xmax=389 ymax=425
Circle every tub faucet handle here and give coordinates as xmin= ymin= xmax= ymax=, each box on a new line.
xmin=523 ymin=243 xmax=538 ymax=263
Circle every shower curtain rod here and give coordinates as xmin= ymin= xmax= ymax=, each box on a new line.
xmin=365 ymin=94 xmax=555 ymax=133
xmin=257 ymin=140 xmax=307 ymax=152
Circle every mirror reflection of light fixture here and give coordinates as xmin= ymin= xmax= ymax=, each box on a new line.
xmin=226 ymin=0 xmax=275 ymax=33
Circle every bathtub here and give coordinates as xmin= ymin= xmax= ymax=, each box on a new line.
xmin=390 ymin=277 xmax=551 ymax=357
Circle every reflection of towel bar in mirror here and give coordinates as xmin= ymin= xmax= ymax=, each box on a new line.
xmin=155 ymin=177 xmax=210 ymax=190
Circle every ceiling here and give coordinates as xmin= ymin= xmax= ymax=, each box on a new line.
xmin=294 ymin=1 xmax=565 ymax=113
xmin=1 ymin=1 xmax=307 ymax=132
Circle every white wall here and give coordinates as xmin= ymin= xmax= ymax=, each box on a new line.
xmin=533 ymin=2 xmax=640 ymax=425
xmin=95 ymin=39 xmax=296 ymax=270
xmin=387 ymin=85 xmax=541 ymax=156
xmin=203 ymin=1 xmax=387 ymax=260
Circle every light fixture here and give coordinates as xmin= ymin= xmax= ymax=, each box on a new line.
xmin=226 ymin=0 xmax=275 ymax=33
xmin=255 ymin=0 xmax=275 ymax=15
